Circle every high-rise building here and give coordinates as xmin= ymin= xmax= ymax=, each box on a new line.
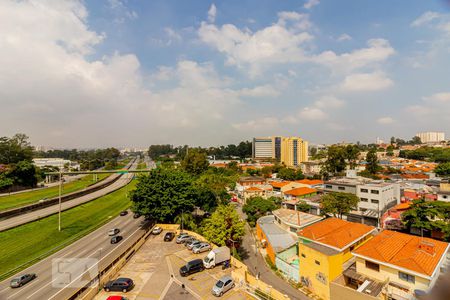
xmin=252 ymin=136 xmax=308 ymax=167
xmin=416 ymin=132 xmax=445 ymax=143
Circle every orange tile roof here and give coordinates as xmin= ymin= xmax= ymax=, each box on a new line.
xmin=284 ymin=187 xmax=317 ymax=197
xmin=270 ymin=181 xmax=291 ymax=188
xmin=298 ymin=218 xmax=375 ymax=250
xmin=246 ymin=186 xmax=263 ymax=192
xmin=353 ymin=230 xmax=449 ymax=277
xmin=295 ymin=179 xmax=324 ymax=185
xmin=392 ymin=202 xmax=411 ymax=211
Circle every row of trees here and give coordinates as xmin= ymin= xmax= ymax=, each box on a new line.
xmin=399 ymin=147 xmax=450 ymax=163
xmin=148 ymin=141 xmax=252 ymax=161
xmin=0 ymin=134 xmax=39 ymax=191
xmin=35 ymin=148 xmax=121 ymax=170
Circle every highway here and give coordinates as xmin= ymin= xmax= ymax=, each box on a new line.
xmin=0 ymin=160 xmax=138 ymax=232
xmin=0 ymin=212 xmax=149 ymax=300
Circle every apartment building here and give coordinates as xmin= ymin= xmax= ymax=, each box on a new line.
xmin=416 ymin=131 xmax=445 ymax=143
xmin=356 ymin=182 xmax=400 ymax=213
xmin=252 ymin=136 xmax=308 ymax=167
xmin=298 ymin=218 xmax=376 ymax=300
xmin=332 ymin=230 xmax=449 ymax=300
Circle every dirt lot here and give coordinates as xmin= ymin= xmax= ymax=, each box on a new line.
xmin=93 ymin=231 xmax=255 ymax=300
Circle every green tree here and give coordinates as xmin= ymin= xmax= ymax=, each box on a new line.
xmin=131 ymin=169 xmax=196 ymax=222
xmin=321 ymin=192 xmax=359 ymax=219
xmin=435 ymin=162 xmax=450 ymax=176
xmin=345 ymin=145 xmax=360 ymax=169
xmin=278 ymin=167 xmax=304 ymax=180
xmin=296 ymin=200 xmax=312 ymax=213
xmin=322 ymin=146 xmax=347 ymax=175
xmin=366 ymin=149 xmax=380 ymax=174
xmin=243 ymin=197 xmax=277 ymax=226
xmin=181 ymin=149 xmax=209 ymax=175
xmin=386 ymin=145 xmax=394 ymax=157
xmin=201 ymin=204 xmax=245 ymax=246
xmin=0 ymin=173 xmax=14 ymax=191
xmin=8 ymin=160 xmax=38 ymax=187
xmin=0 ymin=133 xmax=33 ymax=164
xmin=175 ymin=212 xmax=197 ymax=231
xmin=402 ymin=199 xmax=442 ymax=232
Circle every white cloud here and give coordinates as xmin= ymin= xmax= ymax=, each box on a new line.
xmin=277 ymin=11 xmax=312 ymax=30
xmin=406 ymin=92 xmax=450 ymax=125
xmin=299 ymin=107 xmax=327 ymax=121
xmin=411 ymin=11 xmax=441 ymax=27
xmin=377 ymin=117 xmax=395 ymax=124
xmin=304 ymin=0 xmax=320 ymax=9
xmin=239 ymin=85 xmax=280 ymax=97
xmin=423 ymin=92 xmax=450 ymax=103
xmin=314 ymin=95 xmax=345 ymax=109
xmin=232 ymin=117 xmax=279 ymax=130
xmin=340 ymin=72 xmax=393 ymax=92
xmin=164 ymin=27 xmax=182 ymax=44
xmin=337 ymin=33 xmax=352 ymax=42
xmin=198 ymin=12 xmax=313 ymax=76
xmin=207 ymin=3 xmax=217 ymax=23
xmin=107 ymin=0 xmax=138 ymax=23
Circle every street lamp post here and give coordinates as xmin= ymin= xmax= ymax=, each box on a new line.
xmin=58 ymin=168 xmax=62 ymax=231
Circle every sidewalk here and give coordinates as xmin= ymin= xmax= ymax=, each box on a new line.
xmin=235 ymin=205 xmax=311 ymax=300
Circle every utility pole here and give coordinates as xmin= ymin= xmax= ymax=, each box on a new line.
xmin=58 ymin=168 xmax=62 ymax=231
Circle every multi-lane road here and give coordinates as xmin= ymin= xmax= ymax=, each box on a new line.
xmin=0 ymin=212 xmax=149 ymax=300
xmin=0 ymin=160 xmax=138 ymax=232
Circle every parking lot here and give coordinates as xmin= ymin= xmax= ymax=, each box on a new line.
xmin=94 ymin=229 xmax=255 ymax=300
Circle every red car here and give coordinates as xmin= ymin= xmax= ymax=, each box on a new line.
xmin=106 ymin=296 xmax=128 ymax=300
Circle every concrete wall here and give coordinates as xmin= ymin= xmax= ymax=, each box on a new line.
xmin=330 ymin=276 xmax=382 ymax=300
xmin=256 ymin=222 xmax=276 ymax=264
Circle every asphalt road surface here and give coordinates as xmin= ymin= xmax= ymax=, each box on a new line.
xmin=0 ymin=161 xmax=137 ymax=232
xmin=0 ymin=213 xmax=148 ymax=300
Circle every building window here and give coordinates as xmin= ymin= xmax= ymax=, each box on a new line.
xmin=360 ymin=188 xmax=369 ymax=193
xmin=315 ymin=260 xmax=320 ymax=265
xmin=290 ymin=227 xmax=297 ymax=233
xmin=361 ymin=198 xmax=368 ymax=202
xmin=371 ymin=199 xmax=379 ymax=204
xmin=365 ymin=261 xmax=380 ymax=272
xmin=301 ymin=253 xmax=306 ymax=258
xmin=338 ymin=186 xmax=345 ymax=191
xmin=399 ymin=272 xmax=415 ymax=283
xmin=350 ymin=245 xmax=355 ymax=251
xmin=371 ymin=190 xmax=380 ymax=194
xmin=325 ymin=185 xmax=332 ymax=189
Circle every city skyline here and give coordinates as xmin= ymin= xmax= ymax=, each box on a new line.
xmin=1 ymin=0 xmax=450 ymax=148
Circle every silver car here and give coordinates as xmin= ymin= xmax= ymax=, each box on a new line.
xmin=108 ymin=228 xmax=120 ymax=236
xmin=186 ymin=240 xmax=201 ymax=250
xmin=192 ymin=242 xmax=211 ymax=254
xmin=211 ymin=275 xmax=234 ymax=297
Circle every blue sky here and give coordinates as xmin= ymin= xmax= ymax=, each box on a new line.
xmin=1 ymin=0 xmax=449 ymax=148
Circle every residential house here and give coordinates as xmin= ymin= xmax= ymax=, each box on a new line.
xmin=332 ymin=230 xmax=450 ymax=300
xmin=242 ymin=185 xmax=272 ymax=203
xmin=298 ymin=218 xmax=376 ymax=300
xmin=283 ymin=187 xmax=318 ymax=201
xmin=272 ymin=208 xmax=323 ymax=233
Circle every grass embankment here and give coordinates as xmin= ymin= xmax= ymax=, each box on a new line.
xmin=0 ymin=174 xmax=110 ymax=212
xmin=137 ymin=160 xmax=147 ymax=170
xmin=0 ymin=180 xmax=136 ymax=279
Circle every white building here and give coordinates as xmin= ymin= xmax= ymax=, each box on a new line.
xmin=32 ymin=158 xmax=79 ymax=170
xmin=356 ymin=182 xmax=400 ymax=213
xmin=252 ymin=137 xmax=274 ymax=159
xmin=416 ymin=131 xmax=445 ymax=143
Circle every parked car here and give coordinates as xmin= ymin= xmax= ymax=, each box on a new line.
xmin=120 ymin=211 xmax=128 ymax=216
xmin=108 ymin=228 xmax=120 ymax=236
xmin=133 ymin=213 xmax=141 ymax=219
xmin=106 ymin=296 xmax=128 ymax=300
xmin=193 ymin=242 xmax=211 ymax=254
xmin=186 ymin=239 xmax=201 ymax=250
xmin=111 ymin=235 xmax=123 ymax=244
xmin=182 ymin=236 xmax=196 ymax=245
xmin=211 ymin=275 xmax=234 ymax=297
xmin=152 ymin=226 xmax=162 ymax=235
xmin=104 ymin=278 xmax=134 ymax=293
xmin=164 ymin=232 xmax=176 ymax=242
xmin=176 ymin=233 xmax=192 ymax=244
xmin=10 ymin=274 xmax=36 ymax=288
xmin=179 ymin=259 xmax=204 ymax=277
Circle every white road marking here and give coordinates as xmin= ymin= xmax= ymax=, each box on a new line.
xmin=6 ymin=279 xmax=40 ymax=300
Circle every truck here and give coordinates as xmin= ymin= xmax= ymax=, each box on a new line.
xmin=203 ymin=246 xmax=231 ymax=269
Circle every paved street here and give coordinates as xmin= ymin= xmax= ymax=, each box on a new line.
xmin=235 ymin=204 xmax=312 ymax=300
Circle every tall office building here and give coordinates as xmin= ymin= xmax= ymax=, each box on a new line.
xmin=416 ymin=132 xmax=445 ymax=143
xmin=252 ymin=136 xmax=308 ymax=167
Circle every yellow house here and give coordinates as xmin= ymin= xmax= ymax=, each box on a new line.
xmin=298 ymin=218 xmax=376 ymax=300
xmin=345 ymin=230 xmax=450 ymax=300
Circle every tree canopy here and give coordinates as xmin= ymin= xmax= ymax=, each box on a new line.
xmin=0 ymin=133 xmax=33 ymax=164
xmin=243 ymin=196 xmax=278 ymax=227
xmin=181 ymin=149 xmax=209 ymax=175
xmin=321 ymin=192 xmax=359 ymax=219
xmin=277 ymin=167 xmax=304 ymax=180
xmin=365 ymin=148 xmax=380 ymax=174
xmin=435 ymin=162 xmax=450 ymax=176
xmin=201 ymin=204 xmax=245 ymax=246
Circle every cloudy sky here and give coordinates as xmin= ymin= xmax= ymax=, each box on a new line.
xmin=1 ymin=0 xmax=450 ymax=148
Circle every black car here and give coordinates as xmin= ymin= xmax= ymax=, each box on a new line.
xmin=179 ymin=259 xmax=204 ymax=277
xmin=133 ymin=212 xmax=141 ymax=219
xmin=164 ymin=232 xmax=175 ymax=242
xmin=10 ymin=273 xmax=36 ymax=288
xmin=111 ymin=235 xmax=123 ymax=244
xmin=104 ymin=278 xmax=134 ymax=293
xmin=120 ymin=211 xmax=128 ymax=216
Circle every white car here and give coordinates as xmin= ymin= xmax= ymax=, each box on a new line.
xmin=152 ymin=226 xmax=162 ymax=235
xmin=108 ymin=228 xmax=120 ymax=236
xmin=212 ymin=275 xmax=234 ymax=297
xmin=192 ymin=242 xmax=211 ymax=254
